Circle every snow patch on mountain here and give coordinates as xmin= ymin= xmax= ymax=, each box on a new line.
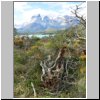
xmin=16 ymin=14 xmax=79 ymax=34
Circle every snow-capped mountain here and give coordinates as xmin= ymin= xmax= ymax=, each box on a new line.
xmin=16 ymin=14 xmax=79 ymax=34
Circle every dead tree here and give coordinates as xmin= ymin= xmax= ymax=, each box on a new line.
xmin=71 ymin=3 xmax=86 ymax=28
xmin=39 ymin=46 xmax=71 ymax=91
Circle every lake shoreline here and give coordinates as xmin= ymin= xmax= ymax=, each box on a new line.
xmin=14 ymin=34 xmax=55 ymax=38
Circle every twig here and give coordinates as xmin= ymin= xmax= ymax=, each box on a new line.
xmin=66 ymin=81 xmax=77 ymax=85
xmin=31 ymin=82 xmax=37 ymax=97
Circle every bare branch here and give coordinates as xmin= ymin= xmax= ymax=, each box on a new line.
xmin=75 ymin=32 xmax=86 ymax=40
xmin=40 ymin=61 xmax=46 ymax=75
xmin=31 ymin=82 xmax=37 ymax=97
xmin=71 ymin=4 xmax=86 ymax=27
xmin=40 ymin=61 xmax=46 ymax=81
xmin=66 ymin=59 xmax=69 ymax=76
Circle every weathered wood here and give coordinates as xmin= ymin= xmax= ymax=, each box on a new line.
xmin=40 ymin=46 xmax=68 ymax=91
xmin=31 ymin=82 xmax=37 ymax=97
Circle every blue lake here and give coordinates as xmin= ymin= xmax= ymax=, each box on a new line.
xmin=19 ymin=34 xmax=55 ymax=38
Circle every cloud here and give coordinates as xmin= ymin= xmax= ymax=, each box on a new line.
xmin=14 ymin=2 xmax=86 ymax=27
xmin=14 ymin=8 xmax=60 ymax=26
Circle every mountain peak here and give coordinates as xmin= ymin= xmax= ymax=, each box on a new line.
xmin=37 ymin=14 xmax=41 ymax=17
xmin=31 ymin=14 xmax=41 ymax=19
xmin=43 ymin=16 xmax=50 ymax=22
xmin=31 ymin=14 xmax=42 ymax=23
xmin=17 ymin=14 xmax=79 ymax=34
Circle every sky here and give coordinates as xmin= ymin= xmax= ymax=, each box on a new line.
xmin=14 ymin=2 xmax=86 ymax=28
